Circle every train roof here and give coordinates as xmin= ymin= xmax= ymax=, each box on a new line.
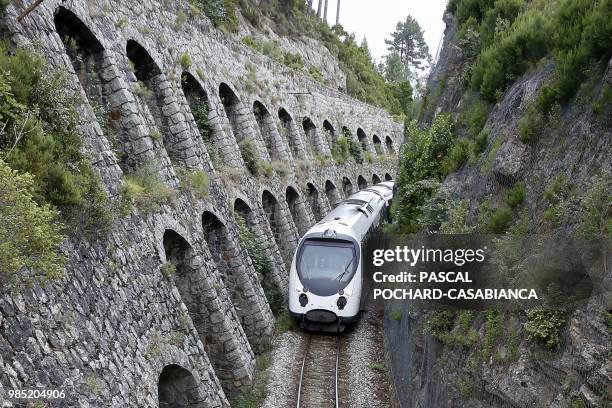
xmin=304 ymin=182 xmax=394 ymax=241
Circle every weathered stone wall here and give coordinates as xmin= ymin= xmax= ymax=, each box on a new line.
xmin=0 ymin=0 xmax=402 ymax=406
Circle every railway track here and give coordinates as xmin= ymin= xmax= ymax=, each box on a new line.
xmin=296 ymin=334 xmax=347 ymax=408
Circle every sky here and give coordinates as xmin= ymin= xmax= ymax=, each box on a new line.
xmin=310 ymin=0 xmax=449 ymax=66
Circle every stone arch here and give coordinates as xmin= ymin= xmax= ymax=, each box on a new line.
xmin=278 ymin=108 xmax=305 ymax=160
xmin=262 ymin=190 xmax=296 ymax=268
xmin=322 ymin=120 xmax=336 ymax=145
xmin=325 ymin=180 xmax=341 ymax=207
xmin=127 ymin=40 xmax=190 ymax=167
xmin=342 ymin=177 xmax=354 ymax=197
xmin=181 ymin=72 xmax=219 ymax=166
xmin=220 ymin=83 xmax=262 ymax=172
xmin=358 ymin=175 xmax=368 ymax=190
xmin=162 ymin=229 xmax=252 ymax=395
xmin=286 ymin=186 xmax=311 ymax=237
xmin=372 ymin=174 xmax=382 ymax=184
xmin=55 ymin=7 xmax=104 ymax=98
xmin=234 ymin=198 xmax=285 ymax=313
xmin=158 ymin=364 xmax=204 ymax=408
xmin=253 ymin=100 xmax=285 ymax=161
xmin=385 ymin=136 xmax=396 ymax=154
xmin=54 ymin=7 xmax=140 ymax=171
xmin=201 ymin=211 xmax=272 ymax=351
xmin=302 ymin=117 xmax=327 ymax=157
xmin=306 ymin=183 xmax=324 ymax=221
xmin=357 ymin=128 xmax=370 ymax=153
xmin=385 ymin=173 xmax=393 ymax=181
xmin=373 ymin=134 xmax=383 ymax=155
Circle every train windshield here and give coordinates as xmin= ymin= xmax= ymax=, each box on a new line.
xmin=297 ymin=239 xmax=358 ymax=296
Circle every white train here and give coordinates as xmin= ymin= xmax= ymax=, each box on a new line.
xmin=288 ymin=181 xmax=395 ymax=332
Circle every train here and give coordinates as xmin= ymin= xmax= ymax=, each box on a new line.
xmin=288 ymin=181 xmax=395 ymax=332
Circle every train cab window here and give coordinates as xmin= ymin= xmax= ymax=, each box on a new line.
xmin=296 ymin=239 xmax=358 ymax=296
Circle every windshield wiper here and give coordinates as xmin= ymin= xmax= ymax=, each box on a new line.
xmin=334 ymin=258 xmax=353 ymax=281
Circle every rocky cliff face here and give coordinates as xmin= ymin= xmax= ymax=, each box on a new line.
xmin=386 ymin=11 xmax=611 ymax=408
xmin=0 ymin=1 xmax=401 ymax=406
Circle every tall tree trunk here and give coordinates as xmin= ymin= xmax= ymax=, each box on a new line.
xmin=323 ymin=0 xmax=329 ymax=22
xmin=336 ymin=0 xmax=341 ymax=25
xmin=307 ymin=0 xmax=313 ymax=13
xmin=316 ymin=0 xmax=322 ymax=17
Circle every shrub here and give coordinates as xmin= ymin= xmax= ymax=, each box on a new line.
xmin=505 ymin=182 xmax=526 ymax=209
xmin=544 ymin=174 xmax=570 ymax=204
xmin=426 ymin=310 xmax=455 ymax=340
xmin=578 ymin=174 xmax=611 ymax=236
xmin=179 ymin=51 xmax=192 ymax=69
xmin=160 ymin=262 xmax=176 ymax=279
xmin=441 ymin=138 xmax=472 ymax=175
xmin=464 ymin=98 xmax=489 ymax=137
xmin=308 ymin=66 xmax=325 ymax=84
xmin=190 ymin=0 xmax=239 ymax=32
xmin=524 ymin=308 xmax=567 ymax=349
xmin=471 ymin=12 xmax=548 ymax=101
xmin=178 ymin=168 xmax=209 ymax=199
xmin=0 ymin=160 xmax=66 ymax=286
xmin=259 ymin=161 xmax=273 ymax=177
xmin=239 ymin=139 xmax=260 ymax=176
xmin=518 ymin=104 xmax=545 ymax=144
xmin=271 ymin=160 xmax=290 ymax=178
xmin=0 ymin=44 xmax=113 ymax=234
xmin=486 ymin=207 xmax=513 ymax=233
xmin=390 ymin=308 xmax=403 ymax=321
xmin=122 ymin=163 xmax=174 ymax=213
xmin=331 ymin=136 xmax=351 ymax=164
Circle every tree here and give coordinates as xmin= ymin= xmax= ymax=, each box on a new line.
xmin=385 ymin=16 xmax=431 ymax=73
xmin=392 ymin=80 xmax=413 ymax=115
xmin=323 ymin=0 xmax=329 ymax=22
xmin=316 ymin=0 xmax=322 ymax=17
xmin=0 ymin=159 xmax=66 ymax=286
xmin=336 ymin=0 xmax=341 ymax=25
xmin=384 ymin=52 xmax=409 ymax=83
xmin=360 ymin=37 xmax=372 ymax=63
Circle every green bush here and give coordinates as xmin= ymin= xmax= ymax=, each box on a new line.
xmin=518 ymin=104 xmax=544 ymax=144
xmin=122 ymin=163 xmax=174 ymax=213
xmin=524 ymin=308 xmax=567 ymax=349
xmin=0 ymin=160 xmax=66 ymax=285
xmin=395 ymin=115 xmax=456 ymax=232
xmin=178 ymin=168 xmax=209 ymax=199
xmin=486 ymin=207 xmax=514 ymax=233
xmin=426 ymin=310 xmax=455 ymax=341
xmin=471 ymin=12 xmax=548 ymax=101
xmin=179 ymin=51 xmax=192 ymax=69
xmin=239 ymin=139 xmax=261 ymax=175
xmin=160 ymin=262 xmax=176 ymax=279
xmin=505 ymin=182 xmax=526 ymax=209
xmin=0 ymin=44 xmax=113 ymax=234
xmin=578 ymin=174 xmax=611 ymax=236
xmin=189 ymin=0 xmax=239 ymax=32
xmin=442 ymin=138 xmax=472 ymax=175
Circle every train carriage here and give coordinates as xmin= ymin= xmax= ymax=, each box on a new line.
xmin=289 ymin=181 xmax=394 ymax=332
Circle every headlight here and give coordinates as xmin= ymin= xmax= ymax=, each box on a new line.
xmin=337 ymin=296 xmax=347 ymax=310
xmin=299 ymin=293 xmax=308 ymax=307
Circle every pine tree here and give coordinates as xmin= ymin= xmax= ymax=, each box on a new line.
xmin=385 ymin=16 xmax=431 ymax=72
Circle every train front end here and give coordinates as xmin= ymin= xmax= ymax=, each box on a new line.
xmin=288 ymin=227 xmax=362 ymax=332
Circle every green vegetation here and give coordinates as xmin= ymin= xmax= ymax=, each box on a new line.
xmin=482 ymin=309 xmax=503 ymax=359
xmin=241 ymin=36 xmax=304 ymax=72
xmin=505 ymin=182 xmax=525 ymax=209
xmin=450 ymin=0 xmax=612 ymax=142
xmin=178 ymin=168 xmax=209 ymax=199
xmin=577 ymin=173 xmax=611 ymax=236
xmin=189 ymin=0 xmax=239 ymax=32
xmin=367 ymin=362 xmax=386 ymax=372
xmin=0 ymin=160 xmax=66 ymax=285
xmin=390 ymin=308 xmax=403 ymax=321
xmin=524 ymin=308 xmax=567 ymax=349
xmin=122 ymin=163 xmax=174 ymax=214
xmin=394 ymin=114 xmax=456 ymax=232
xmin=239 ymin=139 xmax=261 ymax=176
xmin=331 ymin=136 xmax=363 ymax=164
xmin=236 ymin=215 xmax=284 ymax=314
xmin=179 ymin=51 xmax=192 ymax=69
xmin=230 ymin=346 xmax=273 ymax=408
